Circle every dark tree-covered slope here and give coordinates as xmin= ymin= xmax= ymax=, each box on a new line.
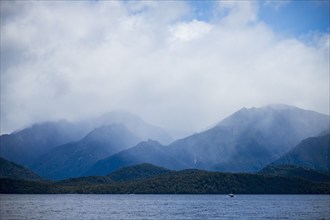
xmin=107 ymin=163 xmax=172 ymax=182
xmin=259 ymin=164 xmax=329 ymax=182
xmin=1 ymin=166 xmax=329 ymax=194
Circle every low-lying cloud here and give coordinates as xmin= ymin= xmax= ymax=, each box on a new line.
xmin=1 ymin=1 xmax=329 ymax=137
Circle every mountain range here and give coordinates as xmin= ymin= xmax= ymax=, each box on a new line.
xmin=86 ymin=105 xmax=329 ymax=176
xmin=0 ymin=111 xmax=172 ymax=168
xmin=0 ymin=120 xmax=88 ymax=166
xmin=30 ymin=124 xmax=141 ymax=180
xmin=0 ymin=104 xmax=329 ymax=181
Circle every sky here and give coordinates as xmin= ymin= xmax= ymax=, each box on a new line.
xmin=1 ymin=0 xmax=329 ymax=138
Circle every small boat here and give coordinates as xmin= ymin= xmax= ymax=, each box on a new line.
xmin=228 ymin=193 xmax=234 ymax=197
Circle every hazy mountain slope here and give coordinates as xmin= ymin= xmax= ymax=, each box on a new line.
xmin=85 ymin=140 xmax=185 ymax=176
xmin=264 ymin=133 xmax=330 ymax=173
xmin=31 ymin=124 xmax=141 ymax=180
xmin=89 ymin=105 xmax=329 ymax=174
xmin=0 ymin=111 xmax=172 ymax=168
xmin=0 ymin=157 xmax=41 ymax=180
xmin=166 ymin=105 xmax=329 ymax=172
xmin=83 ymin=111 xmax=172 ymax=144
xmin=0 ymin=120 xmax=88 ymax=166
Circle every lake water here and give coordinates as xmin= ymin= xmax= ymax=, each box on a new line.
xmin=0 ymin=194 xmax=329 ymax=219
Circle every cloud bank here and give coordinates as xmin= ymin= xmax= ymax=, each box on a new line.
xmin=1 ymin=1 xmax=329 ymax=137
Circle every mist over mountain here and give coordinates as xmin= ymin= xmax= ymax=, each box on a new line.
xmin=168 ymin=105 xmax=329 ymax=172
xmin=0 ymin=111 xmax=172 ymax=168
xmin=30 ymin=124 xmax=141 ymax=180
xmin=86 ymin=140 xmax=185 ymax=176
xmin=1 ymin=105 xmax=328 ymax=180
xmin=263 ymin=133 xmax=330 ymax=173
xmin=0 ymin=120 xmax=88 ymax=166
xmin=208 ymin=105 xmax=329 ymax=171
xmin=86 ymin=105 xmax=329 ymax=175
xmin=1 ymin=0 xmax=329 ymax=199
xmin=83 ymin=111 xmax=172 ymax=145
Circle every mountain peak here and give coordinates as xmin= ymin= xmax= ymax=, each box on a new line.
xmin=83 ymin=124 xmax=131 ymax=141
xmin=87 ymin=110 xmax=172 ymax=145
xmin=138 ymin=139 xmax=162 ymax=147
xmin=263 ymin=104 xmax=297 ymax=110
xmin=232 ymin=104 xmax=307 ymax=114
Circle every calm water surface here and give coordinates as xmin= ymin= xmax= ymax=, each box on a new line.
xmin=1 ymin=194 xmax=329 ymax=219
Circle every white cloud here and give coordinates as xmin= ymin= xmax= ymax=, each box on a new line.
xmin=216 ymin=1 xmax=258 ymax=25
xmin=1 ymin=1 xmax=329 ymax=138
xmin=169 ymin=20 xmax=212 ymax=41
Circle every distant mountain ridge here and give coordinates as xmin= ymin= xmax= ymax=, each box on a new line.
xmin=30 ymin=124 xmax=141 ymax=180
xmin=0 ymin=120 xmax=89 ymax=165
xmin=262 ymin=133 xmax=330 ymax=173
xmin=1 ymin=105 xmax=329 ymax=181
xmin=0 ymin=111 xmax=172 ymax=169
xmin=85 ymin=111 xmax=172 ymax=145
xmin=86 ymin=105 xmax=329 ymax=176
xmin=85 ymin=140 xmax=185 ymax=176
